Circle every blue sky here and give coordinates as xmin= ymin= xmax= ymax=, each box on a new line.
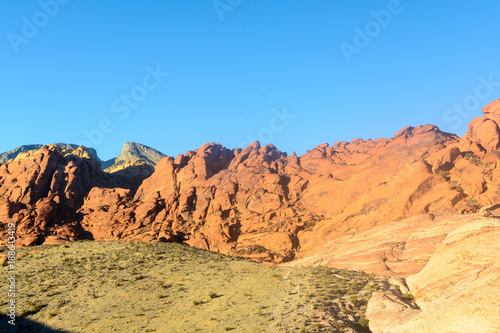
xmin=2 ymin=0 xmax=500 ymax=161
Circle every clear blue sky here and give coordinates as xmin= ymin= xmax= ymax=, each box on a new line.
xmin=2 ymin=0 xmax=500 ymax=161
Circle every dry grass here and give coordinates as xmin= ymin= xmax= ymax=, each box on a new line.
xmin=1 ymin=241 xmax=383 ymax=332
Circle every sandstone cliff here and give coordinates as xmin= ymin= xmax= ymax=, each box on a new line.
xmin=0 ymin=145 xmax=110 ymax=246
xmin=364 ymin=214 xmax=499 ymax=333
xmin=1 ymin=101 xmax=500 ymax=265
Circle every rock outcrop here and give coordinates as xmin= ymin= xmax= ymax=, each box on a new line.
xmin=70 ymin=120 xmax=496 ymax=263
xmin=459 ymin=98 xmax=500 ymax=154
xmin=2 ymin=101 xmax=500 ymax=333
xmin=288 ymin=212 xmax=482 ymax=277
xmin=290 ymin=209 xmax=500 ymax=332
xmin=0 ymin=145 xmax=110 ymax=246
xmin=365 ymin=215 xmax=499 ymax=333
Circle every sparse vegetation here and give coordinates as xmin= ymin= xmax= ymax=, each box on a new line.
xmin=438 ymin=170 xmax=450 ymax=177
xmin=464 ymin=152 xmax=489 ymax=167
xmin=1 ymin=241 xmax=382 ymax=332
xmin=357 ymin=316 xmax=370 ymax=329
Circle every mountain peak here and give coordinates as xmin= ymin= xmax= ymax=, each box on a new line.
xmin=116 ymin=142 xmax=166 ymax=167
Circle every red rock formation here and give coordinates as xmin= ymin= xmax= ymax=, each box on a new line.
xmin=74 ymin=124 xmax=473 ymax=262
xmin=0 ymin=145 xmax=110 ymax=246
xmin=460 ymin=98 xmax=500 ymax=153
xmin=2 ymin=101 xmax=500 ymax=265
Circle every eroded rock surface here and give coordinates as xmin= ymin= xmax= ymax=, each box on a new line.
xmin=366 ymin=216 xmax=500 ymax=333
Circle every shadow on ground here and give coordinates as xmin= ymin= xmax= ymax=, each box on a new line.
xmin=0 ymin=314 xmax=70 ymax=333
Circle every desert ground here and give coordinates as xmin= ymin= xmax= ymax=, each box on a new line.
xmin=0 ymin=241 xmax=397 ymax=332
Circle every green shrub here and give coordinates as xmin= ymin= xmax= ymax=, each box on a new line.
xmin=402 ymin=293 xmax=415 ymax=301
xmin=358 ymin=317 xmax=369 ymax=327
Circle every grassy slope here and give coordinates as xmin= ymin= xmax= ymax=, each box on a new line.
xmin=1 ymin=241 xmax=382 ymax=332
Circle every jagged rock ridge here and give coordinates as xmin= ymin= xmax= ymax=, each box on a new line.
xmin=0 ymin=145 xmax=110 ymax=245
xmin=1 ymin=100 xmax=500 ymax=264
xmin=0 ymin=144 xmax=99 ymax=163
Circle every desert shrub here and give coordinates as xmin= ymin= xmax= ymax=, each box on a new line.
xmin=358 ymin=316 xmax=369 ymax=327
xmin=349 ymin=297 xmax=362 ymax=308
xmin=402 ymin=293 xmax=415 ymax=301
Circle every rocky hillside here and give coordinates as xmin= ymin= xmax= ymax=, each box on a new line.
xmin=286 ymin=210 xmax=499 ymax=332
xmin=115 ymin=141 xmax=166 ymax=166
xmin=1 ymin=100 xmax=500 ymax=266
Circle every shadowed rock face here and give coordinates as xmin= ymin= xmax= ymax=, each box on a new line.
xmin=0 ymin=145 xmax=110 ymax=246
xmin=104 ymin=160 xmax=155 ymax=192
xmin=2 ymin=101 xmax=500 ymax=264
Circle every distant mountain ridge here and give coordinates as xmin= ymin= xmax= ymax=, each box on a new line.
xmin=0 ymin=143 xmax=100 ymax=163
xmin=0 ymin=142 xmax=166 ymax=171
xmin=0 ymin=142 xmax=166 ymax=193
